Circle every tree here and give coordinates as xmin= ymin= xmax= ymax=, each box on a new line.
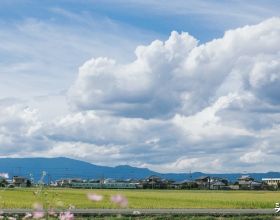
xmin=0 ymin=178 xmax=8 ymax=187
xmin=26 ymin=179 xmax=32 ymax=187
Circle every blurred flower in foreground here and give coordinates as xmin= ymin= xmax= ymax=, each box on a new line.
xmin=7 ymin=217 xmax=16 ymax=220
xmin=48 ymin=209 xmax=57 ymax=217
xmin=32 ymin=203 xmax=44 ymax=219
xmin=110 ymin=194 xmax=128 ymax=207
xmin=33 ymin=203 xmax=43 ymax=211
xmin=33 ymin=210 xmax=44 ymax=219
xmin=87 ymin=193 xmax=103 ymax=202
xmin=133 ymin=210 xmax=141 ymax=215
xmin=23 ymin=213 xmax=32 ymax=219
xmin=59 ymin=211 xmax=74 ymax=220
xmin=68 ymin=204 xmax=75 ymax=210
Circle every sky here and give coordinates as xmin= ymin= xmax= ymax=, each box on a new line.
xmin=0 ymin=0 xmax=280 ymax=173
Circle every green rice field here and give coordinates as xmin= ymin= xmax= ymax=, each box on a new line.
xmin=0 ymin=188 xmax=279 ymax=209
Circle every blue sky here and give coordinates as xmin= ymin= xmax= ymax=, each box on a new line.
xmin=0 ymin=1 xmax=280 ymax=173
xmin=1 ymin=0 xmax=279 ymax=38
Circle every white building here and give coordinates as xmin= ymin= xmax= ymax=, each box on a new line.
xmin=262 ymin=178 xmax=280 ymax=189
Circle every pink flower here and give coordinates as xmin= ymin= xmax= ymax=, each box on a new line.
xmin=32 ymin=203 xmax=44 ymax=219
xmin=110 ymin=194 xmax=128 ymax=207
xmin=87 ymin=193 xmax=103 ymax=202
xmin=33 ymin=211 xmax=44 ymax=219
xmin=32 ymin=203 xmax=43 ymax=210
xmin=59 ymin=211 xmax=74 ymax=220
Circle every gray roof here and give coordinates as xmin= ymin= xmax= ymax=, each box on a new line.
xmin=173 ymin=179 xmax=194 ymax=185
xmin=211 ymin=181 xmax=226 ymax=186
xmin=195 ymin=176 xmax=210 ymax=181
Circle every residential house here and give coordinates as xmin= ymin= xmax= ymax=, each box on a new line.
xmin=209 ymin=177 xmax=228 ymax=190
xmin=172 ymin=180 xmax=198 ymax=189
xmin=195 ymin=176 xmax=210 ymax=189
xmin=56 ymin=178 xmax=82 ymax=187
xmin=210 ymin=180 xmax=226 ymax=190
xmin=238 ymin=175 xmax=262 ymax=190
xmin=142 ymin=175 xmax=169 ymax=189
xmin=13 ymin=176 xmax=30 ymax=187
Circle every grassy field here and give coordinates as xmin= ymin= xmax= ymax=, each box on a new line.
xmin=0 ymin=188 xmax=278 ymax=209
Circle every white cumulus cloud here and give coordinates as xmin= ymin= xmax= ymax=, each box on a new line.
xmin=1 ymin=18 xmax=280 ymax=173
xmin=64 ymin=18 xmax=280 ymax=172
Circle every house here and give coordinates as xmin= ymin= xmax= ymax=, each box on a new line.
xmin=142 ymin=175 xmax=168 ymax=189
xmin=210 ymin=180 xmax=226 ymax=190
xmin=172 ymin=180 xmax=198 ymax=189
xmin=238 ymin=175 xmax=253 ymax=190
xmin=238 ymin=175 xmax=262 ymax=190
xmin=209 ymin=177 xmax=228 ymax=190
xmin=195 ymin=176 xmax=210 ymax=189
xmin=228 ymin=184 xmax=239 ymax=190
xmin=56 ymin=178 xmax=82 ymax=187
xmin=262 ymin=178 xmax=280 ymax=190
xmin=13 ymin=176 xmax=30 ymax=187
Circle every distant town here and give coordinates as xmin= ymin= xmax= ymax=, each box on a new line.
xmin=2 ymin=174 xmax=280 ymax=190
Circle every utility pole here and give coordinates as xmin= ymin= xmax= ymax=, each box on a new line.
xmin=47 ymin=174 xmax=51 ymax=186
xmin=189 ymin=170 xmax=192 ymax=181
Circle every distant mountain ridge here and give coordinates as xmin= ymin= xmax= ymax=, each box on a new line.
xmin=0 ymin=157 xmax=279 ymax=183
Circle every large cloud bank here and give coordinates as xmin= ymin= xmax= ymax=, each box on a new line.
xmin=2 ymin=18 xmax=280 ymax=173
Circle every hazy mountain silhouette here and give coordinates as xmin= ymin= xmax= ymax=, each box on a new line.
xmin=0 ymin=157 xmax=278 ymax=183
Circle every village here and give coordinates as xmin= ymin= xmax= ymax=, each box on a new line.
xmin=3 ymin=174 xmax=280 ymax=190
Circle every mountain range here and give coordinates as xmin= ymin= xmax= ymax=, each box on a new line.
xmin=0 ymin=157 xmax=279 ymax=183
